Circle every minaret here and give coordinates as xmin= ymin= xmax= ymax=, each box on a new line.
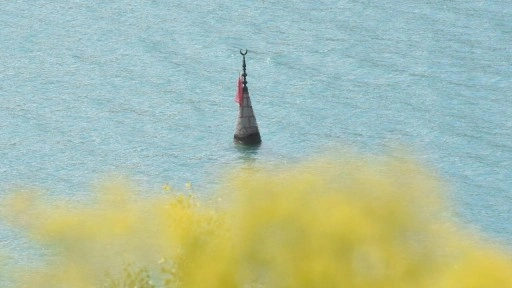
xmin=234 ymin=49 xmax=262 ymax=145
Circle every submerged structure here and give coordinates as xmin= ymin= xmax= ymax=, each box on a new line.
xmin=234 ymin=49 xmax=262 ymax=145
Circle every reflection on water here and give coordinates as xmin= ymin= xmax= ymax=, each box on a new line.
xmin=234 ymin=142 xmax=261 ymax=164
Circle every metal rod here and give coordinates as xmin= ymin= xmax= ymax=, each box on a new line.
xmin=240 ymin=49 xmax=248 ymax=88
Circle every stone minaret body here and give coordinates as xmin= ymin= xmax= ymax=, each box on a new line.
xmin=234 ymin=50 xmax=261 ymax=145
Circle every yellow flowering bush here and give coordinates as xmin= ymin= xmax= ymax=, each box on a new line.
xmin=2 ymin=154 xmax=511 ymax=287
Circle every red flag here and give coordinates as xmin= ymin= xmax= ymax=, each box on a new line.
xmin=235 ymin=75 xmax=244 ymax=106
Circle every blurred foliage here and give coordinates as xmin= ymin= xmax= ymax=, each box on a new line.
xmin=104 ymin=264 xmax=154 ymax=288
xmin=1 ymin=154 xmax=511 ymax=287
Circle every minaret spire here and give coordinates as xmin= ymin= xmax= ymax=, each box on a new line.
xmin=234 ymin=49 xmax=262 ymax=145
xmin=241 ymin=49 xmax=248 ymax=90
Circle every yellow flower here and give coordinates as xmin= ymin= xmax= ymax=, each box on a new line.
xmin=2 ymin=153 xmax=511 ymax=287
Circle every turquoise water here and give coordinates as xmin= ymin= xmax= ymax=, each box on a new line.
xmin=1 ymin=0 xmax=511 ymax=279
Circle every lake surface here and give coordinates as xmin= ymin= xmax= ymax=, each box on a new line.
xmin=1 ymin=0 xmax=511 ymax=283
